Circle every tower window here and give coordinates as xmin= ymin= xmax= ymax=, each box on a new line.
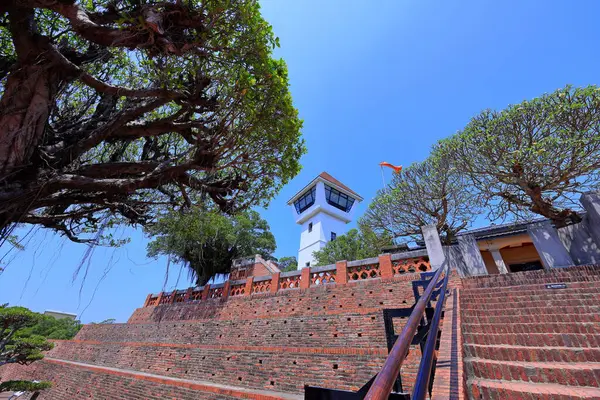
xmin=331 ymin=232 xmax=337 ymax=241
xmin=308 ymin=222 xmax=313 ymax=233
xmin=294 ymin=186 xmax=316 ymax=214
xmin=325 ymin=185 xmax=355 ymax=212
xmin=305 ymin=262 xmax=310 ymax=267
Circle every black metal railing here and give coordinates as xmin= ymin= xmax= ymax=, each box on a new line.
xmin=412 ymin=262 xmax=450 ymax=399
xmin=364 ymin=260 xmax=449 ymax=400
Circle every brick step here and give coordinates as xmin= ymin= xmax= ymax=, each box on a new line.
xmin=46 ymin=340 xmax=387 ymax=394
xmin=462 ymin=305 xmax=600 ymax=318
xmin=462 ymin=298 xmax=600 ymax=311
xmin=463 ymin=322 xmax=600 ymax=335
xmin=468 ymin=377 xmax=600 ymax=399
xmin=466 ymin=358 xmax=600 ymax=388
xmin=460 ymin=266 xmax=600 ymax=289
xmin=461 ymin=311 xmax=600 ymax=325
xmin=461 ymin=291 xmax=600 ymax=305
xmin=461 ymin=281 xmax=600 ymax=297
xmin=44 ymin=358 xmax=303 ymax=400
xmin=76 ymin=311 xmax=387 ymax=349
xmin=463 ymin=332 xmax=600 ymax=348
xmin=464 ymin=344 xmax=600 ymax=363
xmin=462 ymin=278 xmax=600 ymax=292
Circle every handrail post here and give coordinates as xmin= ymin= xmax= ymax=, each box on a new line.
xmin=364 ymin=261 xmax=448 ymax=400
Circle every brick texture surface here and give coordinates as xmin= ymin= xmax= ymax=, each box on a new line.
xmin=1 ymin=359 xmax=300 ymax=400
xmin=431 ymin=288 xmax=464 ymax=400
xmin=1 ymin=272 xmax=458 ymax=399
xmin=461 ymin=265 xmax=600 ymax=400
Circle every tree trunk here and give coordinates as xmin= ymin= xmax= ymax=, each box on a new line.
xmin=0 ymin=63 xmax=58 ymax=178
xmin=527 ymin=186 xmax=582 ymax=228
xmin=0 ymin=8 xmax=60 ymax=180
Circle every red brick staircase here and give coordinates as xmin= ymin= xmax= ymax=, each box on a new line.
xmin=461 ymin=266 xmax=600 ymax=399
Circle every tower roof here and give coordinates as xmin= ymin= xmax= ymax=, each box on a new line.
xmin=287 ymin=171 xmax=363 ymax=204
xmin=318 ymin=172 xmax=362 ymax=199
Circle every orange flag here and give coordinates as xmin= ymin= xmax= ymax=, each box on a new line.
xmin=379 ymin=162 xmax=403 ymax=173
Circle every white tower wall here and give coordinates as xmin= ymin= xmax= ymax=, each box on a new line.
xmin=298 ymin=213 xmax=348 ymax=268
xmin=288 ymin=176 xmax=362 ymax=270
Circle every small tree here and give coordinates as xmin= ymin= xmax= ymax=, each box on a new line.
xmin=312 ymin=225 xmax=393 ymax=266
xmin=277 ymin=256 xmax=298 ymax=272
xmin=0 ymin=306 xmax=52 ymax=393
xmin=19 ymin=315 xmax=82 ymax=340
xmin=146 ymin=209 xmax=276 ymax=284
xmin=362 ymin=157 xmax=479 ymax=244
xmin=436 ymin=85 xmax=600 ymax=227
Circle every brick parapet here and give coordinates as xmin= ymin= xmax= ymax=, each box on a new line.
xmin=141 ymin=253 xmax=434 ymax=315
xmin=127 ymin=273 xmax=436 ymax=324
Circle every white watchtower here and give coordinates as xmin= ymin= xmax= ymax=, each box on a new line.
xmin=287 ymin=172 xmax=363 ymax=269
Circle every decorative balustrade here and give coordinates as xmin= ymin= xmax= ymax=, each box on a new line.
xmin=310 ymin=265 xmax=336 ymax=286
xmin=159 ymin=292 xmax=174 ymax=304
xmin=229 ymin=282 xmax=246 ymax=297
xmin=143 ymin=250 xmax=432 ymax=307
xmin=174 ymin=291 xmax=186 ymax=303
xmin=146 ymin=296 xmax=159 ymax=306
xmin=347 ymin=258 xmax=381 ymax=281
xmin=279 ymin=272 xmax=302 ymax=289
xmin=392 ymin=256 xmax=430 ymax=275
xmin=251 ymin=277 xmax=271 ymax=294
xmin=208 ymin=285 xmax=224 ymax=299
xmin=189 ymin=288 xmax=203 ymax=301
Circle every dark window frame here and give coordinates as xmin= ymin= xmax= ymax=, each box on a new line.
xmin=294 ymin=186 xmax=316 ymax=214
xmin=324 ymin=185 xmax=355 ymax=212
xmin=308 ymin=222 xmax=313 ymax=233
xmin=331 ymin=232 xmax=337 ymax=241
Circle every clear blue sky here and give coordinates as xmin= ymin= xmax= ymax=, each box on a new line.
xmin=1 ymin=1 xmax=599 ymax=323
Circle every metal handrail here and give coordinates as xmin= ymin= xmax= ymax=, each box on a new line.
xmin=364 ymin=260 xmax=449 ymax=400
xmin=412 ymin=263 xmax=450 ymax=400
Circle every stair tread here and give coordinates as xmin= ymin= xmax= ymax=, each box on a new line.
xmin=465 ymin=357 xmax=600 ymax=370
xmin=463 ymin=322 xmax=599 ymax=326
xmin=469 ymin=377 xmax=600 ymax=396
xmin=46 ymin=357 xmax=302 ymax=400
xmin=466 ymin=343 xmax=596 ymax=351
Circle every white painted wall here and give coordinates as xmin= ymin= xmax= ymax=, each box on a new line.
xmin=294 ymin=181 xmax=360 ymax=269
xmin=297 ymin=214 xmax=347 ymax=268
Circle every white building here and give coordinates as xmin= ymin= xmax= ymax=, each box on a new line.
xmin=44 ymin=310 xmax=77 ymax=320
xmin=287 ymin=172 xmax=363 ymax=269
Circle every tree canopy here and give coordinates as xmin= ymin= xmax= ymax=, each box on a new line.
xmin=436 ymin=85 xmax=600 ymax=227
xmin=0 ymin=0 xmax=304 ymax=245
xmin=312 ymin=225 xmax=393 ymax=266
xmin=0 ymin=305 xmax=53 ymax=393
xmin=362 ymin=157 xmax=479 ymax=244
xmin=146 ymin=208 xmax=276 ymax=284
xmin=18 ymin=314 xmax=82 ymax=340
xmin=277 ymin=256 xmax=297 ymax=272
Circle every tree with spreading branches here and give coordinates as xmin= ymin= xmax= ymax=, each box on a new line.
xmin=435 ymin=85 xmax=600 ymax=228
xmin=0 ymin=0 xmax=304 ymax=245
xmin=146 ymin=208 xmax=276 ymax=284
xmin=362 ymin=157 xmax=479 ymax=245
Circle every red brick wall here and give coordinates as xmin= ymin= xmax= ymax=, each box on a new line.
xmin=129 ymin=273 xmax=426 ymax=324
xmin=252 ymin=262 xmax=272 ymax=277
xmin=2 ymin=270 xmax=460 ymax=398
xmin=1 ymin=360 xmax=286 ymax=400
